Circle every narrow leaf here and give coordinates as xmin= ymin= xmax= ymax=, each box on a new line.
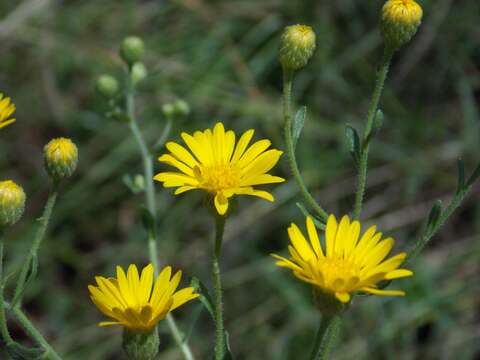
xmin=296 ymin=202 xmax=325 ymax=230
xmin=223 ymin=331 xmax=234 ymax=360
xmin=345 ymin=125 xmax=360 ymax=166
xmin=292 ymin=106 xmax=307 ymax=150
xmin=466 ymin=162 xmax=480 ymax=188
xmin=426 ymin=200 xmax=443 ymax=232
xmin=6 ymin=343 xmax=45 ymax=360
xmin=190 ymin=277 xmax=215 ymax=321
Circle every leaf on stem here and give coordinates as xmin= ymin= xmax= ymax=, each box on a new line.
xmin=296 ymin=202 xmax=325 ymax=230
xmin=12 ymin=256 xmax=38 ymax=308
xmin=364 ymin=109 xmax=384 ymax=148
xmin=292 ymin=106 xmax=307 ymax=151
xmin=345 ymin=125 xmax=360 ymax=167
xmin=223 ymin=331 xmax=234 ymax=360
xmin=426 ymin=199 xmax=443 ymax=233
xmin=466 ymin=162 xmax=480 ymax=188
xmin=190 ymin=277 xmax=215 ymax=321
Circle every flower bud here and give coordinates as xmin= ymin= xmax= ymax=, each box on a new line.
xmin=122 ymin=328 xmax=159 ymax=360
xmin=120 ymin=36 xmax=145 ymax=65
xmin=44 ymin=138 xmax=78 ymax=181
xmin=161 ymin=103 xmax=175 ymax=119
xmin=279 ymin=24 xmax=316 ymax=71
xmin=312 ymin=288 xmax=346 ymax=316
xmin=0 ymin=180 xmax=26 ymax=228
xmin=173 ymin=99 xmax=190 ymax=118
xmin=96 ymin=75 xmax=119 ymax=98
xmin=131 ymin=62 xmax=148 ymax=85
xmin=381 ymin=0 xmax=423 ymax=51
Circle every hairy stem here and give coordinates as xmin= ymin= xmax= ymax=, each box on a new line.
xmin=212 ymin=215 xmax=226 ymax=360
xmin=353 ymin=49 xmax=393 ymax=220
xmin=13 ymin=184 xmax=58 ymax=306
xmin=0 ymin=238 xmax=13 ymax=345
xmin=309 ymin=315 xmax=341 ymax=360
xmin=125 ymin=72 xmax=195 ymax=360
xmin=282 ymin=68 xmax=328 ymax=221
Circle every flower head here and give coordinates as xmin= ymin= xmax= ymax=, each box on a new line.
xmin=0 ymin=93 xmax=16 ymax=130
xmin=381 ymin=0 xmax=423 ymax=50
xmin=272 ymin=215 xmax=413 ymax=304
xmin=154 ymin=122 xmax=284 ymax=215
xmin=279 ymin=24 xmax=316 ymax=71
xmin=0 ymin=180 xmax=26 ymax=227
xmin=88 ymin=264 xmax=198 ymax=332
xmin=44 ymin=138 xmax=78 ymax=181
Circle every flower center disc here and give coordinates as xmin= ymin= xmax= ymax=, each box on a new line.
xmin=195 ymin=165 xmax=241 ymax=193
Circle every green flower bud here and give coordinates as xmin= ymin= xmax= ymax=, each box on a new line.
xmin=173 ymin=99 xmax=190 ymax=117
xmin=312 ymin=288 xmax=347 ymax=316
xmin=120 ymin=36 xmax=145 ymax=64
xmin=96 ymin=75 xmax=119 ymax=98
xmin=381 ymin=0 xmax=423 ymax=51
xmin=0 ymin=180 xmax=26 ymax=228
xmin=44 ymin=138 xmax=78 ymax=181
xmin=279 ymin=24 xmax=316 ymax=71
xmin=122 ymin=328 xmax=159 ymax=360
xmin=131 ymin=62 xmax=148 ymax=85
xmin=161 ymin=103 xmax=175 ymax=119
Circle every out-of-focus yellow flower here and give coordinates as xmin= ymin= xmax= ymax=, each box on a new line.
xmin=381 ymin=0 xmax=423 ymax=50
xmin=272 ymin=215 xmax=413 ymax=304
xmin=0 ymin=180 xmax=26 ymax=227
xmin=154 ymin=122 xmax=284 ymax=215
xmin=88 ymin=264 xmax=198 ymax=332
xmin=0 ymin=93 xmax=16 ymax=130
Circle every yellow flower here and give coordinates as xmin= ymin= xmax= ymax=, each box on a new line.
xmin=381 ymin=0 xmax=423 ymax=50
xmin=154 ymin=122 xmax=285 ymax=215
xmin=88 ymin=264 xmax=199 ymax=331
xmin=0 ymin=93 xmax=16 ymax=129
xmin=272 ymin=215 xmax=413 ymax=303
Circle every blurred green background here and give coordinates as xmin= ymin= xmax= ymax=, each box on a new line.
xmin=1 ymin=0 xmax=479 ymax=359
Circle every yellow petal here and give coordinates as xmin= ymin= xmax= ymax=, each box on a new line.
xmin=165 ymin=142 xmax=199 ymax=168
xmin=214 ymin=192 xmax=229 ymax=215
xmin=231 ymin=129 xmax=254 ymax=162
xmin=306 ymin=216 xmax=324 ymax=259
xmin=335 ymin=292 xmax=351 ymax=303
xmin=325 ymin=215 xmax=338 ymax=257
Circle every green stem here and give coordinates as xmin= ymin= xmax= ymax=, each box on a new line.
xmin=13 ymin=184 xmax=58 ymax=306
xmin=10 ymin=303 xmax=63 ymax=360
xmin=212 ymin=215 xmax=226 ymax=360
xmin=282 ymin=68 xmax=328 ymax=221
xmin=309 ymin=315 xmax=341 ymax=360
xmin=353 ymin=49 xmax=393 ymax=220
xmin=0 ymin=237 xmax=14 ymax=345
xmin=125 ymin=72 xmax=195 ymax=360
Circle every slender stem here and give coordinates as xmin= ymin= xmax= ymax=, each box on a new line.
xmin=13 ymin=184 xmax=58 ymax=306
xmin=353 ymin=49 xmax=393 ymax=220
xmin=125 ymin=72 xmax=195 ymax=360
xmin=9 ymin=303 xmax=63 ymax=360
xmin=282 ymin=68 xmax=328 ymax=221
xmin=0 ymin=237 xmax=14 ymax=345
xmin=309 ymin=315 xmax=341 ymax=360
xmin=212 ymin=215 xmax=226 ymax=360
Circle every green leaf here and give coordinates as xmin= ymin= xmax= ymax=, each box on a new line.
xmin=466 ymin=162 xmax=480 ymax=188
xmin=12 ymin=256 xmax=38 ymax=308
xmin=457 ymin=159 xmax=466 ymax=194
xmin=190 ymin=277 xmax=215 ymax=321
xmin=364 ymin=109 xmax=384 ymax=147
xmin=296 ymin=203 xmax=325 ymax=230
xmin=223 ymin=331 xmax=234 ymax=360
xmin=345 ymin=125 xmax=360 ymax=166
xmin=6 ymin=343 xmax=45 ymax=360
xmin=292 ymin=106 xmax=307 ymax=150
xmin=426 ymin=200 xmax=443 ymax=231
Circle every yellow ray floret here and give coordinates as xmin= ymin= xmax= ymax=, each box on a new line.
xmin=0 ymin=93 xmax=16 ymax=129
xmin=88 ymin=264 xmax=199 ymax=331
xmin=272 ymin=215 xmax=413 ymax=303
xmin=154 ymin=122 xmax=285 ymax=215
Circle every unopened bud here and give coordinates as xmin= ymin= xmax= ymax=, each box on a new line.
xmin=131 ymin=62 xmax=147 ymax=85
xmin=44 ymin=138 xmax=78 ymax=181
xmin=161 ymin=103 xmax=175 ymax=119
xmin=120 ymin=36 xmax=145 ymax=65
xmin=96 ymin=75 xmax=119 ymax=98
xmin=0 ymin=180 xmax=26 ymax=228
xmin=173 ymin=99 xmax=190 ymax=117
xmin=381 ymin=0 xmax=423 ymax=51
xmin=279 ymin=24 xmax=316 ymax=71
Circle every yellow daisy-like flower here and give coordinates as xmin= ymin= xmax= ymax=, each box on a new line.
xmin=0 ymin=93 xmax=16 ymax=129
xmin=154 ymin=122 xmax=285 ymax=215
xmin=272 ymin=215 xmax=413 ymax=303
xmin=88 ymin=264 xmax=199 ymax=331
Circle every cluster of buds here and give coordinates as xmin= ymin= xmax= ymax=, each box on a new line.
xmin=162 ymin=99 xmax=191 ymax=120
